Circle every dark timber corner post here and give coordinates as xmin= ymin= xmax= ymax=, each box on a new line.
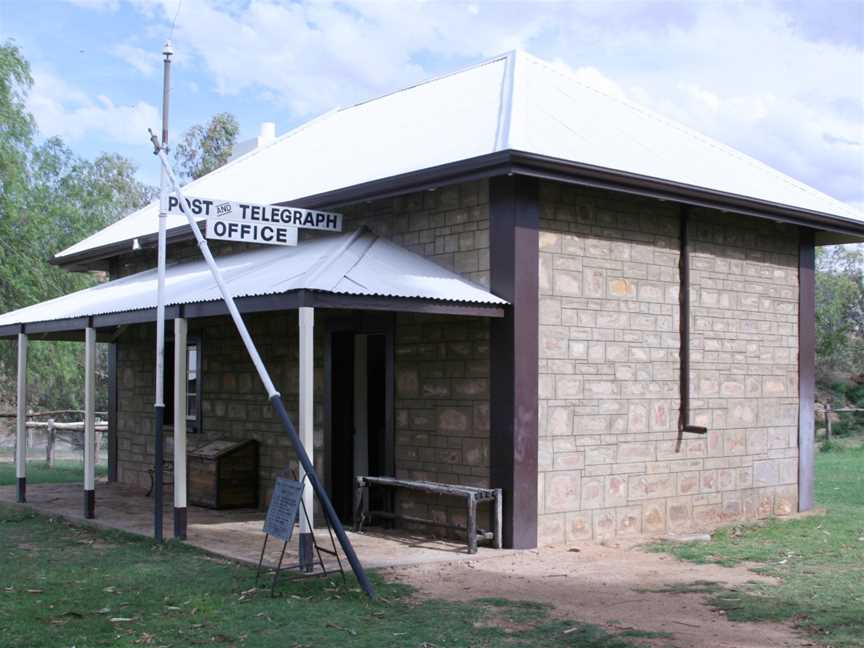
xmin=798 ymin=229 xmax=816 ymax=511
xmin=489 ymin=175 xmax=539 ymax=549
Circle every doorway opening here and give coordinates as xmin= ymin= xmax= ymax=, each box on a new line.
xmin=329 ymin=332 xmax=388 ymax=523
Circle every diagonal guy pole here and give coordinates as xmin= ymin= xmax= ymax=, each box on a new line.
xmin=148 ymin=133 xmax=376 ymax=600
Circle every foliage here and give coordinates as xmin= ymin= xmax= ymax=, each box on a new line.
xmin=647 ymin=445 xmax=864 ymax=647
xmin=815 ymin=244 xmax=864 ymax=384
xmin=173 ymin=111 xmax=239 ymax=182
xmin=0 ymin=459 xmax=107 ymax=486
xmin=0 ymin=41 xmax=155 ymax=410
xmin=0 ymin=506 xmax=653 ymax=648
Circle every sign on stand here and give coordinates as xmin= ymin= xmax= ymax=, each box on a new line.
xmin=264 ymin=477 xmax=303 ymax=542
xmin=167 ymin=196 xmax=342 ymax=247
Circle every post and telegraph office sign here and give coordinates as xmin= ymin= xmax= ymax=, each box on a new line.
xmin=167 ymin=196 xmax=342 ymax=246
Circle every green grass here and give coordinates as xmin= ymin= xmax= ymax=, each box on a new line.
xmin=0 ymin=505 xmax=655 ymax=648
xmin=0 ymin=460 xmax=108 ymax=486
xmin=648 ymin=445 xmax=864 ymax=647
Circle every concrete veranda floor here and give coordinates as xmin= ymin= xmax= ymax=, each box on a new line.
xmin=0 ymin=481 xmax=508 ymax=572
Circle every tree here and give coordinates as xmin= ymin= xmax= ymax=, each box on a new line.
xmin=816 ymin=244 xmax=864 ymax=385
xmin=173 ymin=112 xmax=239 ymax=182
xmin=0 ymin=41 xmax=155 ymax=411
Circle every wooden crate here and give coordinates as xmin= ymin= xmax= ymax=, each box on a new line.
xmin=188 ymin=439 xmax=259 ymax=509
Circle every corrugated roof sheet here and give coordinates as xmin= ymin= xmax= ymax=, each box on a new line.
xmin=56 ymin=50 xmax=861 ymax=261
xmin=0 ymin=229 xmax=506 ymax=327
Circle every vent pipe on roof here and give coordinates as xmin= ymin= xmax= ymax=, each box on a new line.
xmin=257 ymin=122 xmax=276 ymax=147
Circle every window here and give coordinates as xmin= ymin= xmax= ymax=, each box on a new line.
xmin=164 ymin=336 xmax=203 ymax=433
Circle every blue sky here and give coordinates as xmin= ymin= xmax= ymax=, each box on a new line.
xmin=2 ymin=0 xmax=863 ymax=210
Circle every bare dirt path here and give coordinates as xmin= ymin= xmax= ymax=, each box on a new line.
xmin=388 ymin=542 xmax=808 ymax=648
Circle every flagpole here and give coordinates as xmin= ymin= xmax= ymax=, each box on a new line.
xmin=148 ymin=144 xmax=376 ymax=599
xmin=153 ymin=40 xmax=173 ymax=543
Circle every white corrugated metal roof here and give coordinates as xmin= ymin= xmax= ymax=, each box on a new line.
xmin=56 ymin=50 xmax=861 ymax=261
xmin=0 ymin=229 xmax=506 ymax=326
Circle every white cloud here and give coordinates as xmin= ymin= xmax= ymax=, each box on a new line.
xmin=28 ymin=70 xmax=159 ymax=145
xmin=112 ymin=44 xmax=161 ymax=77
xmin=69 ymin=0 xmax=863 ymax=207
xmin=65 ymin=0 xmax=120 ymax=9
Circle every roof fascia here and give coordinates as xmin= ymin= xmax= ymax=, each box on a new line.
xmin=51 ymin=149 xmax=864 ymax=271
xmin=0 ymin=290 xmax=506 ymax=338
xmin=509 ymin=151 xmax=864 ymax=241
xmin=51 ymin=151 xmax=515 ymax=270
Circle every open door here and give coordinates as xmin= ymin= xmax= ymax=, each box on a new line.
xmin=328 ymin=332 xmax=388 ymax=523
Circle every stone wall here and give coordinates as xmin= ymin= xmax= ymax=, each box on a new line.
xmin=537 ymin=181 xmax=800 ymax=543
xmin=393 ymin=313 xmax=491 ymax=529
xmin=115 ymin=312 xmax=323 ymax=505
xmin=113 ymin=180 xmax=492 ymax=525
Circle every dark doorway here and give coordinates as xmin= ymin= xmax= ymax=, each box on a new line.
xmin=329 ymin=332 xmax=388 ymax=523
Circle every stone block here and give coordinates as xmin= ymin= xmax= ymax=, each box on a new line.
xmin=616 ymin=506 xmax=643 ymax=536
xmin=593 ymin=509 xmax=617 ymax=540
xmin=642 ymin=501 xmax=667 ymax=535
xmin=628 ymin=474 xmax=674 ymax=500
xmin=556 ymin=375 xmax=584 ymax=399
xmin=554 ymin=451 xmax=586 ymax=470
xmin=547 ymin=407 xmax=573 ymax=436
xmin=605 ymin=475 xmax=628 ymax=506
xmin=754 ymin=460 xmax=779 ymax=486
xmin=545 ymin=471 xmax=582 ymax=513
xmin=677 ymin=471 xmax=699 ymax=495
xmin=554 ymin=270 xmax=583 ymax=297
xmin=437 ymin=407 xmax=472 ymax=433
xmin=566 ymin=511 xmax=594 ymax=542
xmin=538 ymin=513 xmax=566 ymax=545
xmin=586 ymin=446 xmax=616 ymax=465
xmin=580 ymin=477 xmax=604 ymax=510
xmin=618 ymin=442 xmax=656 ymax=463
xmin=667 ymin=497 xmax=693 ymax=533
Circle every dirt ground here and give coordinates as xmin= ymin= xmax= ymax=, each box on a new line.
xmin=389 ymin=541 xmax=807 ymax=648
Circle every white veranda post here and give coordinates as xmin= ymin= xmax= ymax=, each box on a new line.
xmin=298 ymin=307 xmax=315 ymax=569
xmin=173 ymin=318 xmax=188 ymax=539
xmin=84 ymin=327 xmax=96 ymax=518
xmin=15 ymin=332 xmax=27 ymax=503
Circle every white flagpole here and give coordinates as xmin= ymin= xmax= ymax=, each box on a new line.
xmin=149 ymin=144 xmax=375 ymax=599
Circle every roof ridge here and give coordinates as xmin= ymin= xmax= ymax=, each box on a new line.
xmin=519 ymin=53 xmax=855 ymax=210
xmin=343 ymin=52 xmax=511 ymax=113
xmin=303 ymin=226 xmax=370 ymax=289
xmin=493 ymin=50 xmax=517 ymax=151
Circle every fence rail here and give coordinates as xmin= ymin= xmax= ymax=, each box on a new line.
xmin=816 ymin=403 xmax=864 ymax=441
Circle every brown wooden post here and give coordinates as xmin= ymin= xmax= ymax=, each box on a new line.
xmin=798 ymin=229 xmax=816 ymax=511
xmin=825 ymin=403 xmax=833 ymax=442
xmin=46 ymin=419 xmax=56 ymax=467
xmin=489 ymin=174 xmax=539 ymax=549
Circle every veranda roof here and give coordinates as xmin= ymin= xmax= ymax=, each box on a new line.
xmin=55 ymin=50 xmax=864 ymax=267
xmin=0 ymin=228 xmax=506 ymax=338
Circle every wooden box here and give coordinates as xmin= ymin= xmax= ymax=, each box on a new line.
xmin=188 ymin=439 xmax=259 ymax=509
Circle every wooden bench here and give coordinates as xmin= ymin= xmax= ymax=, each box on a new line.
xmin=146 ymin=459 xmax=174 ymax=497
xmin=353 ymin=476 xmax=502 ymax=554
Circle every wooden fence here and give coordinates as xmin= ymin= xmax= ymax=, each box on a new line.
xmin=816 ymin=403 xmax=864 ymax=441
xmin=1 ymin=410 xmax=107 ymax=467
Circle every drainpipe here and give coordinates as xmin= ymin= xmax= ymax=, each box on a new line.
xmin=677 ymin=206 xmax=707 ymax=452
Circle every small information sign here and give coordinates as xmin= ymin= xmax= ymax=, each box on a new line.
xmin=168 ymin=196 xmax=342 ymax=232
xmin=263 ymin=477 xmax=303 ymax=542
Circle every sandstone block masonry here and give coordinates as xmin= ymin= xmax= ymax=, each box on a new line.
xmin=537 ymin=181 xmax=800 ymax=543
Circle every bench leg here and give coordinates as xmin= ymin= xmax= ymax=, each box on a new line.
xmin=467 ymin=494 xmax=478 ymax=554
xmin=494 ymin=488 xmax=503 ymax=550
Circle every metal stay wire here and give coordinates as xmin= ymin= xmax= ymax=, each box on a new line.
xmin=149 ymin=135 xmax=376 ymax=599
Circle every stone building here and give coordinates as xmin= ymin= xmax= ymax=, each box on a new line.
xmin=2 ymin=51 xmax=863 ymax=549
